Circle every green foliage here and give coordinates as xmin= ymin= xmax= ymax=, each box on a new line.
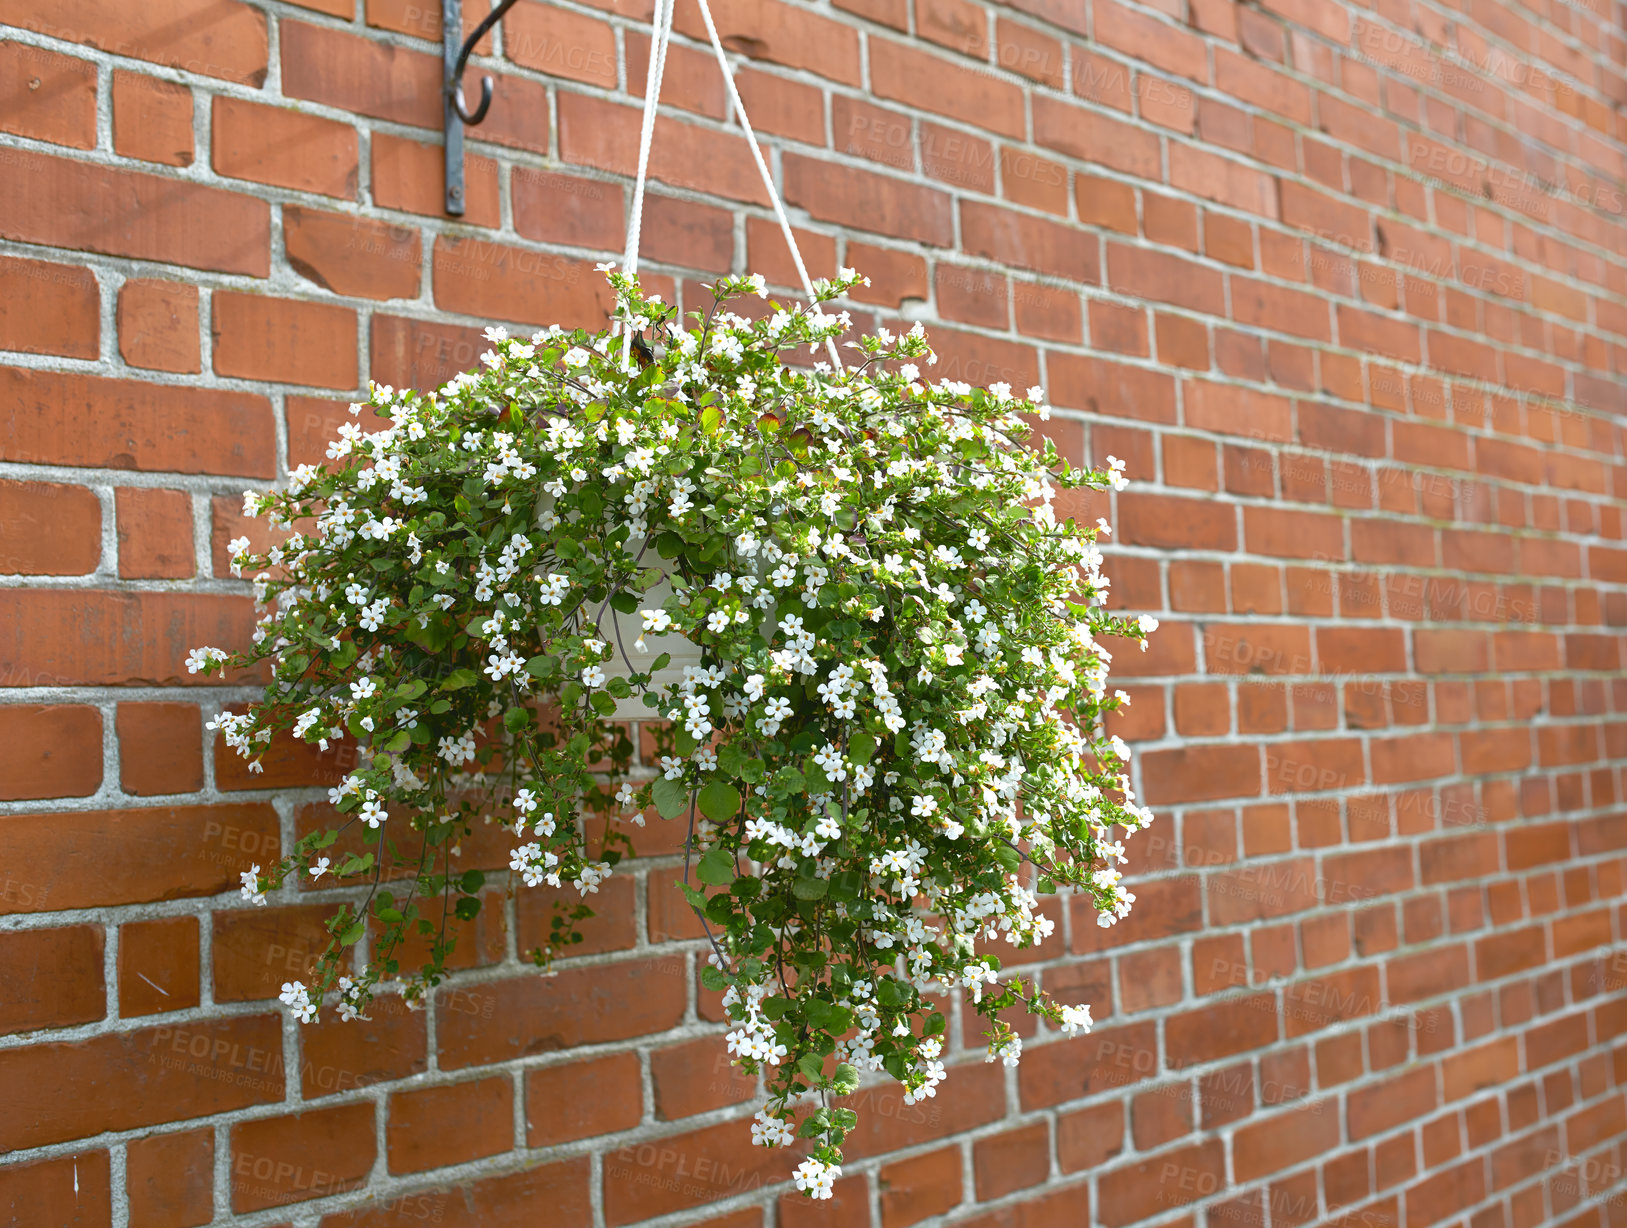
xmin=198 ymin=267 xmax=1153 ymax=1190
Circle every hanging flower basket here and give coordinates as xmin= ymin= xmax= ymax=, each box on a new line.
xmin=193 ymin=267 xmax=1155 ymax=1196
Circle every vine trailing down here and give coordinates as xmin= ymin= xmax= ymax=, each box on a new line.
xmin=191 ymin=267 xmax=1158 ymax=1197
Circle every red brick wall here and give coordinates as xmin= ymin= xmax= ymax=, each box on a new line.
xmin=1 ymin=0 xmax=1625 ymax=1225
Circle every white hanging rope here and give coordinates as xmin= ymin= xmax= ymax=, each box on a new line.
xmin=620 ymin=0 xmax=842 ymax=371
xmin=618 ymin=0 xmax=675 ymax=366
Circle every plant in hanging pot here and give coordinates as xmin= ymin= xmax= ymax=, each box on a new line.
xmin=192 ymin=266 xmax=1156 ymax=1197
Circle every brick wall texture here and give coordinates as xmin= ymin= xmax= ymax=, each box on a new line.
xmin=1 ymin=0 xmax=1626 ymax=1224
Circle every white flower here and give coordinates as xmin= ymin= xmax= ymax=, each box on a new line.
xmin=751 ymin=1110 xmax=796 ymax=1148
xmin=308 ymin=857 xmax=331 ymax=879
xmin=793 ymin=1158 xmax=839 ymax=1200
xmin=279 ymin=980 xmax=318 ymax=1024
xmin=1058 ymin=1003 xmax=1093 ymax=1035
xmin=239 ymin=865 xmax=266 ymax=906
xmin=582 ymin=664 xmax=606 ymax=688
xmin=186 ymin=647 xmax=227 ymax=675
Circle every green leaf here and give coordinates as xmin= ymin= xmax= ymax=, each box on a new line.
xmin=827 ymin=870 xmax=861 ymax=902
xmin=696 ymin=849 xmax=735 ymax=885
xmin=994 ymin=844 xmax=1022 ymax=874
xmin=460 ymin=869 xmax=485 ymax=893
xmin=441 ymin=668 xmax=479 ymax=691
xmin=804 ymin=760 xmax=830 ymax=793
xmin=847 ymin=731 xmax=877 ymax=765
xmin=697 ymin=781 xmax=741 ymax=824
xmin=524 ymin=654 xmax=559 ymax=679
xmin=339 ymin=923 xmax=365 ymax=945
xmin=792 ymin=874 xmax=829 ymax=900
xmin=700 ymin=964 xmax=728 ymax=991
xmin=704 ymin=893 xmax=734 ymax=924
xmin=454 ymin=896 xmax=481 ymax=921
xmin=651 ymin=776 xmax=691 ymax=820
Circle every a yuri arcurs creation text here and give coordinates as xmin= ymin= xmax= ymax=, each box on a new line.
xmin=192 ymin=267 xmax=1157 ymax=1197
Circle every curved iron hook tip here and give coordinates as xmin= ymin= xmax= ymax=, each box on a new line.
xmin=447 ymin=0 xmax=523 ymax=127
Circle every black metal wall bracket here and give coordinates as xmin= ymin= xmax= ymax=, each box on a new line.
xmin=444 ymin=0 xmax=523 ymax=215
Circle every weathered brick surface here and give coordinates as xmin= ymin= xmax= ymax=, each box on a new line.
xmin=1 ymin=1 xmax=1625 ymax=1224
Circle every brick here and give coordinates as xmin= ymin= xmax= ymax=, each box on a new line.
xmin=513 ymin=168 xmax=624 ymax=252
xmin=1020 ymin=1022 xmax=1157 ymax=1109
xmin=505 ymin=2 xmax=617 ymax=84
xmin=0 ymin=479 xmax=101 ymax=576
xmin=1119 ymin=492 xmax=1236 ymax=550
xmin=212 ymin=97 xmax=359 ymax=197
xmin=962 ymin=200 xmax=1100 ymax=284
xmin=1140 ymin=744 xmax=1262 ymax=804
xmin=670 ymin=0 xmax=863 ymax=86
xmin=118 ymin=280 xmax=201 ymax=373
xmin=213 ymin=902 xmax=346 ymax=1002
xmin=431 ymin=237 xmax=612 ymax=332
xmin=284 ymin=205 xmax=421 ymax=300
xmin=388 ymin=1076 xmax=513 ymax=1174
xmin=0 ymin=0 xmax=267 ymax=82
xmin=879 ymin=1145 xmax=961 ymax=1226
xmin=0 ymin=41 xmax=96 ymax=147
xmin=370 ymin=314 xmax=488 ymax=391
xmin=0 ymin=924 xmax=104 ymax=1035
xmin=1166 ymin=994 xmax=1277 ymax=1064
xmin=1035 ymin=96 xmax=1160 ymax=178
xmin=975 ymin=1121 xmax=1052 ymax=1200
xmin=0 ymin=1014 xmax=282 ymax=1151
xmin=116 ymin=702 xmax=203 ymax=797
xmin=871 ymin=37 xmax=1024 ymax=137
xmin=557 ymin=93 xmax=768 ymax=206
xmin=0 ymin=1151 xmax=111 ymax=1226
xmin=784 ymin=153 xmax=954 ymax=246
xmin=0 ymin=704 xmax=103 ymax=801
xmin=1096 ymin=1140 xmax=1226 ymax=1225
xmin=301 ymin=992 xmax=427 ymax=1099
xmin=1 ymin=366 xmax=273 ymax=477
xmin=1350 ymin=1065 xmax=1436 ymax=1140
xmin=437 ymin=959 xmax=686 ymax=1069
xmin=280 ymin=20 xmax=438 ymax=128
xmin=525 ymin=1052 xmax=642 ymax=1145
xmin=126 ymin=1126 xmax=213 ymax=1228
xmin=745 ymin=216 xmax=838 ymax=293
xmin=212 ymin=292 xmax=358 ymax=390
xmin=0 ymin=253 xmax=99 ymax=358
xmin=642 ymin=196 xmax=734 ymax=272
xmin=651 ymin=1033 xmax=757 ymax=1119
xmin=119 ymin=915 xmax=200 ymax=1019
xmin=603 ymin=1116 xmax=797 ymax=1224
xmin=0 ymin=148 xmax=269 ymax=275
xmin=231 ymin=1102 xmax=375 ymax=1211
xmin=317 ymin=1157 xmax=591 ymax=1228
xmin=371 ymin=132 xmax=500 ymax=227
xmin=0 ymin=803 xmax=278 ymax=914
xmin=112 ymin=71 xmax=194 ymax=166
xmin=116 ymin=487 xmax=194 ymax=580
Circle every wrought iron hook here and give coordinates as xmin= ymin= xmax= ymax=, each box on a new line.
xmin=447 ymin=0 xmax=521 ymax=126
xmin=443 ymin=0 xmax=523 ymax=213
